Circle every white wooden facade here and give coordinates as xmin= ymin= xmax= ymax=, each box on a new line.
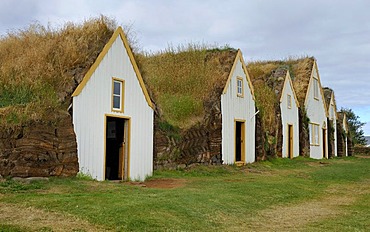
xmin=221 ymin=50 xmax=256 ymax=164
xmin=305 ymin=61 xmax=329 ymax=159
xmin=280 ymin=71 xmax=300 ymax=158
xmin=328 ymin=92 xmax=338 ymax=157
xmin=72 ymin=27 xmax=154 ymax=181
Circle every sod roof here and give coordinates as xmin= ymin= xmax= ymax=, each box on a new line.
xmin=323 ymin=87 xmax=334 ymax=109
xmin=0 ymin=16 xmax=116 ymax=125
xmin=247 ymin=57 xmax=315 ymax=133
xmin=248 ymin=57 xmax=315 ymax=107
xmin=138 ymin=47 xmax=238 ymax=128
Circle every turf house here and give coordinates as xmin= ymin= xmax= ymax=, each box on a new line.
xmin=300 ymin=58 xmax=328 ymax=159
xmin=247 ymin=65 xmax=300 ymax=159
xmin=323 ymin=87 xmax=338 ymax=158
xmin=139 ymin=48 xmax=256 ymax=168
xmin=72 ymin=27 xmax=154 ymax=181
xmin=0 ymin=17 xmax=154 ymax=181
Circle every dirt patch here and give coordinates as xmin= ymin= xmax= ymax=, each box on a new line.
xmin=142 ymin=178 xmax=187 ymax=189
xmin=307 ymin=161 xmax=331 ymax=167
xmin=0 ymin=203 xmax=106 ymax=232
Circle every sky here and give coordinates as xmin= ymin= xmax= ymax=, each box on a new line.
xmin=1 ymin=0 xmax=370 ymax=134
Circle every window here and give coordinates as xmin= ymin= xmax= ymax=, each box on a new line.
xmin=287 ymin=94 xmax=292 ymax=109
xmin=309 ymin=123 xmax=320 ymax=145
xmin=237 ymin=77 xmax=244 ymax=97
xmin=313 ymin=78 xmax=319 ymax=99
xmin=112 ymin=78 xmax=124 ymax=112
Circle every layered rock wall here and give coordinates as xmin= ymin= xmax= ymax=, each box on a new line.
xmin=0 ymin=112 xmax=78 ymax=177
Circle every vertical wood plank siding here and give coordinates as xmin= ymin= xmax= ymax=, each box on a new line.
xmin=328 ymin=97 xmax=338 ymax=157
xmin=305 ymin=64 xmax=328 ymax=159
xmin=280 ymin=75 xmax=300 ymax=158
xmin=73 ymin=35 xmax=153 ymax=181
xmin=221 ymin=58 xmax=256 ymax=164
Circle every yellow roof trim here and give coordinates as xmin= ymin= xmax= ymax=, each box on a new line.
xmin=280 ymin=70 xmax=300 ymax=108
xmin=222 ymin=49 xmax=255 ymax=100
xmin=304 ymin=60 xmax=328 ymax=117
xmin=72 ymin=27 xmax=154 ymax=109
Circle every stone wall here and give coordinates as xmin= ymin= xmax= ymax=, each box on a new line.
xmin=336 ymin=121 xmax=346 ymax=157
xmin=0 ymin=111 xmax=78 ymax=177
xmin=354 ymin=146 xmax=370 ymax=155
xmin=255 ymin=113 xmax=266 ymax=161
xmin=255 ymin=105 xmax=283 ymax=161
xmin=299 ymin=108 xmax=310 ymax=157
xmin=327 ymin=119 xmax=335 ymax=158
xmin=154 ymin=93 xmax=223 ymax=169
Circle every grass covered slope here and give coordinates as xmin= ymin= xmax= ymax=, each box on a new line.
xmin=0 ymin=155 xmax=369 ymax=231
xmin=139 ymin=46 xmax=238 ymax=129
xmin=248 ymin=57 xmax=314 ymax=105
xmin=248 ymin=57 xmax=314 ymax=133
xmin=0 ymin=16 xmax=116 ymax=126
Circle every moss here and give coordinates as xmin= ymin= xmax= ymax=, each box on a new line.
xmin=158 ymin=120 xmax=181 ymax=141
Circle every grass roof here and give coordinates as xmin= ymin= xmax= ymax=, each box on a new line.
xmin=247 ymin=57 xmax=315 ymax=133
xmin=0 ymin=16 xmax=116 ymax=126
xmin=138 ymin=45 xmax=238 ymax=129
xmin=323 ymin=87 xmax=334 ymax=109
xmin=248 ymin=57 xmax=315 ymax=105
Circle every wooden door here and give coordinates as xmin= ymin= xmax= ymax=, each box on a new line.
xmin=118 ymin=142 xmax=124 ymax=179
xmin=288 ymin=125 xmax=293 ymax=159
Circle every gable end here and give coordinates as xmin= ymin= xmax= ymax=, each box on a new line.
xmin=72 ymin=27 xmax=153 ymax=109
xmin=222 ymin=49 xmax=255 ymax=100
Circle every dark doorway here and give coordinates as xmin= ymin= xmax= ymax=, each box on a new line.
xmin=235 ymin=121 xmax=245 ymax=162
xmin=322 ymin=128 xmax=327 ymax=159
xmin=288 ymin=125 xmax=293 ymax=159
xmin=105 ymin=116 xmax=126 ymax=180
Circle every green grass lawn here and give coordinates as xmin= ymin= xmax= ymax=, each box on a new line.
xmin=0 ymin=155 xmax=369 ymax=231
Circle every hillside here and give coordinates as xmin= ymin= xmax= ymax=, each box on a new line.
xmin=0 ymin=16 xmax=116 ymax=126
xmin=247 ymin=57 xmax=314 ymax=132
xmin=138 ymin=46 xmax=238 ymax=129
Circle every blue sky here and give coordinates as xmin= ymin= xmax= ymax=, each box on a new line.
xmin=1 ymin=0 xmax=369 ymax=134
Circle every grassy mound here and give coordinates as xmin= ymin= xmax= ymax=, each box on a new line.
xmin=139 ymin=45 xmax=237 ymax=129
xmin=248 ymin=57 xmax=314 ymax=132
xmin=0 ymin=16 xmax=116 ymax=126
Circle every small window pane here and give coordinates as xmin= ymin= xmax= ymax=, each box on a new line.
xmin=313 ymin=79 xmax=318 ymax=99
xmin=287 ymin=95 xmax=292 ymax=108
xmin=113 ymin=96 xmax=120 ymax=109
xmin=237 ymin=79 xmax=243 ymax=96
xmin=113 ymin=81 xmax=121 ymax=95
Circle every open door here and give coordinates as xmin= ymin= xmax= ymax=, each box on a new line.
xmin=322 ymin=128 xmax=327 ymax=159
xmin=105 ymin=116 xmax=129 ymax=180
xmin=235 ymin=121 xmax=245 ymax=164
xmin=288 ymin=124 xmax=293 ymax=159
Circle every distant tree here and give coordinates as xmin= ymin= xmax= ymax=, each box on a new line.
xmin=340 ymin=108 xmax=367 ymax=145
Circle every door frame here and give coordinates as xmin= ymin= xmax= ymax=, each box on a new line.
xmin=322 ymin=128 xmax=327 ymax=159
xmin=104 ymin=114 xmax=131 ymax=181
xmin=287 ymin=124 xmax=293 ymax=159
xmin=234 ymin=119 xmax=246 ymax=164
